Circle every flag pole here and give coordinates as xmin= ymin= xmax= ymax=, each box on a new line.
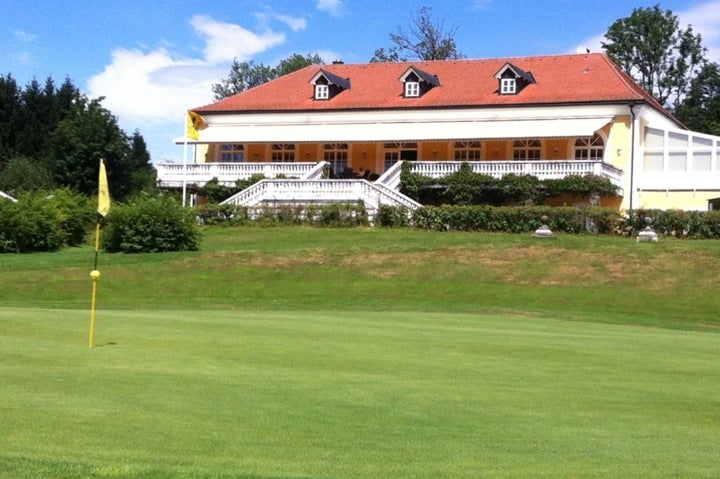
xmin=89 ymin=159 xmax=110 ymax=348
xmin=182 ymin=112 xmax=188 ymax=207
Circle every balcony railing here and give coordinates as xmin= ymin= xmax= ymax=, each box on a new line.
xmin=410 ymin=160 xmax=624 ymax=187
xmin=155 ymin=162 xmax=322 ymax=187
xmin=156 ymin=159 xmax=624 ymax=189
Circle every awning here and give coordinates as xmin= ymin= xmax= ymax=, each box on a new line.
xmin=176 ymin=117 xmax=613 ymax=144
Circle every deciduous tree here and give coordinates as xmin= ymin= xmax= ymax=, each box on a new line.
xmin=371 ymin=7 xmax=463 ymax=62
xmin=602 ymin=5 xmax=707 ymax=111
xmin=212 ymin=53 xmax=323 ymax=100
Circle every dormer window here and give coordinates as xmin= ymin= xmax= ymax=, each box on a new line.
xmin=405 ymin=81 xmax=420 ymax=97
xmin=399 ymin=66 xmax=440 ymax=98
xmin=494 ymin=62 xmax=535 ymax=95
xmin=315 ymin=84 xmax=329 ymax=100
xmin=500 ymin=78 xmax=516 ymax=95
xmin=310 ymin=69 xmax=350 ymax=101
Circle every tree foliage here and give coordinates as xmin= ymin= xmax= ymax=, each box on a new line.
xmin=0 ymin=74 xmax=155 ymax=200
xmin=675 ymin=62 xmax=720 ymax=136
xmin=371 ymin=7 xmax=463 ymax=62
xmin=602 ymin=5 xmax=707 ymax=111
xmin=212 ymin=53 xmax=323 ymax=100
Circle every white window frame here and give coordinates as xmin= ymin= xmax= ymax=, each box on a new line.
xmin=405 ymin=81 xmax=420 ymax=97
xmin=315 ymin=84 xmax=329 ymax=100
xmin=454 ymin=141 xmax=482 ymax=161
xmin=513 ymin=139 xmax=541 ymax=161
xmin=323 ymin=143 xmax=349 ymax=177
xmin=271 ymin=143 xmax=295 ymax=163
xmin=574 ymin=134 xmax=605 ymax=161
xmin=218 ymin=143 xmax=245 ymax=162
xmin=500 ymin=78 xmax=517 ymax=95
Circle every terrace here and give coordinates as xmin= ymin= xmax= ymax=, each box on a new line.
xmin=156 ymin=159 xmax=624 ymax=212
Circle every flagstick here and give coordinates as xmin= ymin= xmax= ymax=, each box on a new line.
xmin=89 ymin=222 xmax=102 ymax=348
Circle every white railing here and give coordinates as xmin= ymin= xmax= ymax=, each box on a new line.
xmin=220 ymin=179 xmax=421 ymax=214
xmin=0 ymin=191 xmax=17 ymax=202
xmin=410 ymin=160 xmax=624 ymax=186
xmin=376 ymin=160 xmax=405 ymax=189
xmin=155 ymin=162 xmax=321 ymax=187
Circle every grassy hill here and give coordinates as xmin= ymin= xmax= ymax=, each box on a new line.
xmin=1 ymin=227 xmax=719 ymax=478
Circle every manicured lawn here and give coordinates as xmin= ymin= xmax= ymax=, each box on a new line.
xmin=1 ymin=227 xmax=719 ymax=477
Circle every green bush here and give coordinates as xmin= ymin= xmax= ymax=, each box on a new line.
xmin=376 ymin=205 xmax=413 ymax=228
xmin=195 ymin=203 xmax=251 ymax=226
xmin=383 ymin=205 xmax=621 ymax=234
xmin=0 ymin=193 xmax=67 ymax=253
xmin=627 ymin=209 xmax=720 ymax=239
xmin=103 ymin=193 xmax=200 ymax=253
xmin=400 ymin=163 xmax=619 ymax=206
xmin=47 ymin=188 xmax=96 ymax=246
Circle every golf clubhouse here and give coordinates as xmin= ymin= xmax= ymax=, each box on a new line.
xmin=157 ymin=53 xmax=720 ymax=214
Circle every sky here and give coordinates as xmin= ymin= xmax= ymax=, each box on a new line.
xmin=3 ymin=0 xmax=720 ymax=165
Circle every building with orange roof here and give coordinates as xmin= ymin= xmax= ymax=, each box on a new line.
xmin=158 ymin=53 xmax=720 ymax=212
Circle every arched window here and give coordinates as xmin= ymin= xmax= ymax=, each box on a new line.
xmin=454 ymin=141 xmax=482 ymax=161
xmin=574 ymin=134 xmax=604 ymax=160
xmin=271 ymin=143 xmax=295 ymax=162
xmin=513 ymin=139 xmax=541 ymax=161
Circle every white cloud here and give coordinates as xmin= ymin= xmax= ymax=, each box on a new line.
xmin=13 ymin=30 xmax=37 ymax=43
xmin=87 ymin=48 xmax=214 ymax=125
xmin=87 ymin=14 xmax=290 ymax=125
xmin=317 ymin=0 xmax=343 ymax=16
xmin=190 ymin=14 xmax=286 ymax=63
xmin=471 ymin=0 xmax=492 ymax=11
xmin=85 ymin=13 xmax=296 ymax=163
xmin=273 ymin=14 xmax=307 ymax=32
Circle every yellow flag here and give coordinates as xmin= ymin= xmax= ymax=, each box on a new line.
xmin=98 ymin=159 xmax=110 ymax=217
xmin=186 ymin=110 xmax=206 ymax=140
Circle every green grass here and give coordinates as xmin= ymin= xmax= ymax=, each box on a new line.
xmin=2 ymin=227 xmax=720 ymax=477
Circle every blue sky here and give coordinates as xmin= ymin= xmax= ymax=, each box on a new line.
xmin=3 ymin=0 xmax=720 ymax=165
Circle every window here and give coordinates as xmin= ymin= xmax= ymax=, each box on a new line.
xmin=384 ymin=142 xmax=417 ymax=170
xmin=500 ymin=78 xmax=516 ymax=95
xmin=315 ymin=84 xmax=329 ymax=100
xmin=323 ymin=143 xmax=349 ymax=177
xmin=405 ymin=81 xmax=420 ymax=97
xmin=271 ymin=143 xmax=295 ymax=162
xmin=454 ymin=141 xmax=482 ymax=161
xmin=219 ymin=144 xmax=244 ymax=162
xmin=574 ymin=134 xmax=604 ymax=160
xmin=513 ymin=139 xmax=541 ymax=161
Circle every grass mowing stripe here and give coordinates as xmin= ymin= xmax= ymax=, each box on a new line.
xmin=2 ymin=308 xmax=719 ymax=478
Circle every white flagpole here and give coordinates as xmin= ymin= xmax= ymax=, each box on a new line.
xmin=182 ymin=112 xmax=188 ymax=207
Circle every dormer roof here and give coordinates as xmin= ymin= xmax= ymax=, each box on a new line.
xmin=494 ymin=62 xmax=535 ymax=83
xmin=310 ymin=69 xmax=351 ymax=90
xmin=399 ymin=66 xmax=440 ymax=87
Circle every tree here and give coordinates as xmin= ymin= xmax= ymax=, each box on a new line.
xmin=50 ymin=97 xmax=132 ymax=200
xmin=602 ymin=5 xmax=707 ymax=111
xmin=371 ymin=7 xmax=463 ymax=62
xmin=675 ymin=62 xmax=720 ymax=136
xmin=212 ymin=53 xmax=323 ymax=100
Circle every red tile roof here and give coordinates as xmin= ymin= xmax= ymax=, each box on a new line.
xmin=194 ymin=53 xmax=668 ymax=116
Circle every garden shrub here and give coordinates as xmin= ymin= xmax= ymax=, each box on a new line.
xmin=47 ymin=188 xmax=95 ymax=246
xmin=103 ymin=193 xmax=200 ymax=253
xmin=0 ymin=193 xmax=67 ymax=253
xmin=400 ymin=163 xmax=619 ymax=207
xmin=382 ymin=205 xmax=621 ymax=234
